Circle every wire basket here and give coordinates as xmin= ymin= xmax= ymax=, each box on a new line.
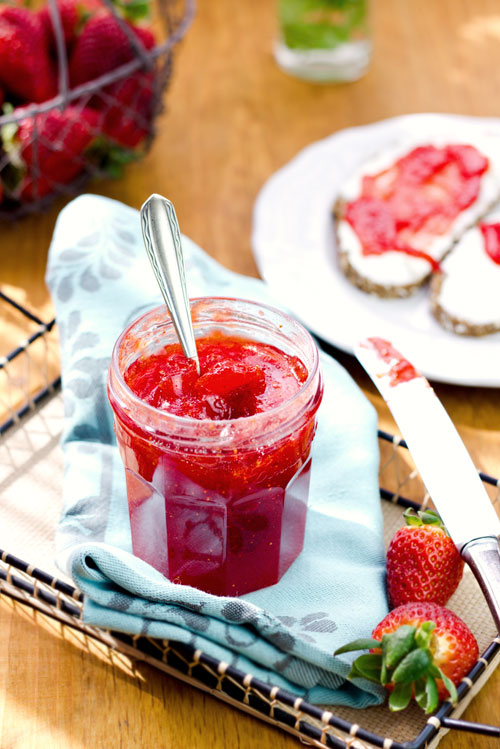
xmin=0 ymin=0 xmax=195 ymax=219
xmin=2 ymin=296 xmax=500 ymax=748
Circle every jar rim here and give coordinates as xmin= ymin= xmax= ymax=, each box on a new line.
xmin=108 ymin=296 xmax=322 ymax=445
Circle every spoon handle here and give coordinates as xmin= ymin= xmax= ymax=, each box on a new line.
xmin=141 ymin=194 xmax=200 ymax=374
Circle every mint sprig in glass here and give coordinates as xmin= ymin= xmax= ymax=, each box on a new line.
xmin=275 ymin=0 xmax=372 ymax=82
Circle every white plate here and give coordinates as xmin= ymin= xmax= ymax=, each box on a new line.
xmin=252 ymin=113 xmax=500 ymax=387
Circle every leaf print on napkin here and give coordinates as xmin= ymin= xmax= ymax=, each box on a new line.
xmin=51 ymin=224 xmax=141 ymax=299
xmin=275 ymin=612 xmax=338 ymax=644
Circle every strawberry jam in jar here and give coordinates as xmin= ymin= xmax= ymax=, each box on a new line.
xmin=107 ymin=298 xmax=323 ymax=596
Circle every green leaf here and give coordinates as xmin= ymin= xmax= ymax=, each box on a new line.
xmin=388 ymin=681 xmax=413 ymax=712
xmin=424 ymin=675 xmax=440 ymax=714
xmin=415 ymin=621 xmax=436 ymax=650
xmin=382 ymin=625 xmax=416 ymax=669
xmin=403 ymin=507 xmax=422 ymax=526
xmin=334 ymin=637 xmax=380 ymax=656
xmin=278 ymin=0 xmax=368 ymax=50
xmin=414 ymin=675 xmax=439 ymax=713
xmin=437 ymin=668 xmax=458 ymax=705
xmin=419 ymin=510 xmax=443 ymax=526
xmin=347 ymin=653 xmax=382 ymax=682
xmin=1 ymin=103 xmax=21 ymax=166
xmin=403 ymin=508 xmax=442 ymax=527
xmin=86 ymin=138 xmax=141 ymax=179
xmin=414 ymin=677 xmax=427 ymax=710
xmin=428 ymin=664 xmax=441 ymax=678
xmin=114 ymin=0 xmax=151 ymax=22
xmin=392 ymin=648 xmax=432 ymax=685
xmin=380 ymin=639 xmax=389 ymax=686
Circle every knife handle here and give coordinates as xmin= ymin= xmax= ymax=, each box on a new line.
xmin=462 ymin=537 xmax=500 ymax=634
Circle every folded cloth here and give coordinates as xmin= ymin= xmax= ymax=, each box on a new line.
xmin=46 ymin=194 xmax=388 ymax=707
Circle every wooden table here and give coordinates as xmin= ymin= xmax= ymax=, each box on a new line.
xmin=1 ymin=0 xmax=500 ymax=745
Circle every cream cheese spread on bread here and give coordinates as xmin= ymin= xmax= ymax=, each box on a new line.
xmin=430 ymin=210 xmax=500 ymax=335
xmin=335 ymin=136 xmax=500 ymax=297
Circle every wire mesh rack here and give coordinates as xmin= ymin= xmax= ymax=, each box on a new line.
xmin=1 ymin=293 xmax=500 ymax=749
xmin=0 ymin=0 xmax=195 ymax=219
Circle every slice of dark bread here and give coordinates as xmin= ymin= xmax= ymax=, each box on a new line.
xmin=430 ymin=217 xmax=500 ymax=336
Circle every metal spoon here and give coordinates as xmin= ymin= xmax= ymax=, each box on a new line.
xmin=140 ymin=194 xmax=200 ymax=374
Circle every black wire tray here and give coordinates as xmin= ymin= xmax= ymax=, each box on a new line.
xmin=1 ymin=292 xmax=500 ymax=749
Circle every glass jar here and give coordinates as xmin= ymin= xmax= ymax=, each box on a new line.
xmin=107 ymin=298 xmax=323 ymax=596
xmin=274 ymin=0 xmax=372 ymax=83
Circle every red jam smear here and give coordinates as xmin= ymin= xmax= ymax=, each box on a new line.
xmin=365 ymin=337 xmax=421 ymax=386
xmin=125 ymin=333 xmax=308 ymax=420
xmin=116 ymin=334 xmax=320 ymax=596
xmin=480 ymin=222 xmax=500 ymax=265
xmin=345 ymin=144 xmax=489 ymax=270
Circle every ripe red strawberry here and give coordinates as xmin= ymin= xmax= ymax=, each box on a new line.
xmin=0 ymin=6 xmax=57 ymax=103
xmin=39 ymin=0 xmax=102 ymax=48
xmin=100 ymin=71 xmax=154 ymax=148
xmin=68 ymin=11 xmax=155 ymax=88
xmin=335 ymin=602 xmax=478 ymax=713
xmin=2 ymin=106 xmax=99 ymax=200
xmin=386 ymin=509 xmax=464 ymax=608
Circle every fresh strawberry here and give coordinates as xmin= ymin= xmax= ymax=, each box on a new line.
xmin=335 ymin=602 xmax=478 ymax=713
xmin=99 ymin=71 xmax=154 ymax=148
xmin=386 ymin=509 xmax=464 ymax=608
xmin=0 ymin=6 xmax=57 ymax=103
xmin=68 ymin=11 xmax=155 ymax=88
xmin=39 ymin=0 xmax=102 ymax=48
xmin=2 ymin=106 xmax=99 ymax=200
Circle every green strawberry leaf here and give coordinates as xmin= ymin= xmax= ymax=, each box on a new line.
xmin=437 ymin=668 xmax=458 ymax=705
xmin=0 ymin=104 xmax=26 ymax=193
xmin=414 ymin=677 xmax=427 ymax=709
xmin=1 ymin=103 xmax=20 ymax=162
xmin=392 ymin=648 xmax=433 ymax=685
xmin=414 ymin=675 xmax=439 ymax=713
xmin=425 ymin=675 xmax=440 ymax=714
xmin=403 ymin=507 xmax=422 ymax=526
xmin=382 ymin=625 xmax=416 ymax=669
xmin=347 ymin=653 xmax=382 ymax=683
xmin=403 ymin=508 xmax=443 ymax=527
xmin=113 ymin=0 xmax=151 ymax=22
xmin=86 ymin=138 xmax=141 ymax=179
xmin=415 ymin=621 xmax=436 ymax=650
xmin=388 ymin=681 xmax=413 ymax=712
xmin=419 ymin=510 xmax=443 ymax=526
xmin=380 ymin=639 xmax=389 ymax=686
xmin=334 ymin=638 xmax=380 ymax=656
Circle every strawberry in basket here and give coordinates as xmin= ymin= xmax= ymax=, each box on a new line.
xmin=0 ymin=5 xmax=57 ymax=103
xmin=0 ymin=0 xmax=169 ymax=211
xmin=100 ymin=71 xmax=155 ymax=148
xmin=1 ymin=106 xmax=100 ymax=201
xmin=39 ymin=0 xmax=103 ymax=48
xmin=68 ymin=5 xmax=156 ymax=148
xmin=69 ymin=9 xmax=155 ymax=86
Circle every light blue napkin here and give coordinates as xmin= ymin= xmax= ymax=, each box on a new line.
xmin=46 ymin=194 xmax=388 ymax=707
